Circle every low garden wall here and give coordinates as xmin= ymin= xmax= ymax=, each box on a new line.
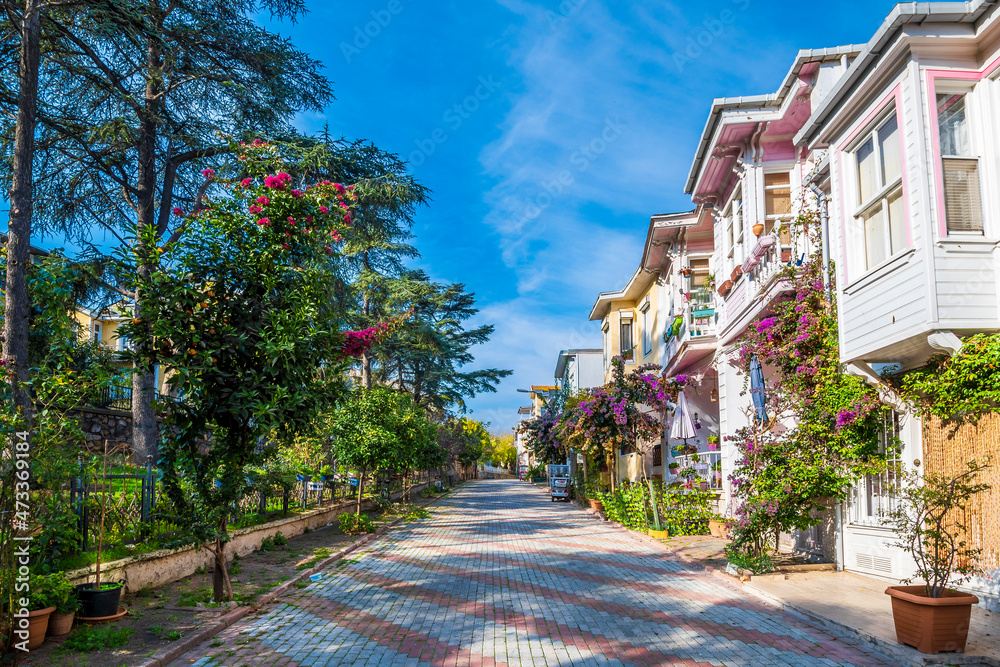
xmin=64 ymin=482 xmax=429 ymax=594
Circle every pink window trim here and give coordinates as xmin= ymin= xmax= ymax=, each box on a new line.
xmin=834 ymin=84 xmax=908 ymax=284
xmin=925 ymin=51 xmax=1000 ymax=238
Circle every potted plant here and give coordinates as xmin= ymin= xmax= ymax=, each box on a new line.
xmin=44 ymin=572 xmax=77 ymax=637
xmin=708 ymin=514 xmax=727 ymax=538
xmin=76 ymin=442 xmax=126 ymax=621
xmin=717 ymin=279 xmax=733 ymax=298
xmin=24 ymin=573 xmax=64 ymax=649
xmin=679 ymin=267 xmax=693 ymax=277
xmin=706 ymin=434 xmax=720 ymax=451
xmin=882 ymin=461 xmax=990 ymax=654
xmin=730 ymin=265 xmax=743 ymax=283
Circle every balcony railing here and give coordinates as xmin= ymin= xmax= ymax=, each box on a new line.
xmin=663 ymin=290 xmax=718 ymax=368
xmin=669 ymin=451 xmax=722 ymax=490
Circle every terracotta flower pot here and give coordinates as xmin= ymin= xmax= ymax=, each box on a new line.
xmin=730 ymin=266 xmax=743 ymax=283
xmin=752 ymin=222 xmax=765 ymax=237
xmin=885 ymin=585 xmax=979 ymax=654
xmin=26 ymin=606 xmax=56 ymax=650
xmin=717 ymin=280 xmax=733 ymax=297
xmin=48 ymin=611 xmax=75 ymax=636
xmin=708 ymin=519 xmax=723 ymax=538
xmin=588 ymin=498 xmax=604 ymax=512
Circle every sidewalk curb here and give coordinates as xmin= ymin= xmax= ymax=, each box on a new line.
xmin=741 ymin=581 xmax=999 ymax=667
xmin=136 ymin=485 xmax=458 ymax=667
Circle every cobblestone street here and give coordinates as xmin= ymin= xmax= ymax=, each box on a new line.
xmin=172 ymin=480 xmax=895 ymax=666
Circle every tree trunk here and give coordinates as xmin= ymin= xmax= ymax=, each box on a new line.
xmin=3 ymin=0 xmax=41 ymax=446
xmin=131 ymin=39 xmax=163 ymax=463
xmin=355 ymin=469 xmax=365 ymax=515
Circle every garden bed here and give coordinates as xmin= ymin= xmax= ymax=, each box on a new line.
xmin=19 ymin=493 xmax=443 ymax=667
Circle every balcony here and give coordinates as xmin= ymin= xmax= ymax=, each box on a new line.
xmin=717 ymin=225 xmax=816 ymax=343
xmin=663 ymin=290 xmax=719 ymax=374
xmin=668 ymin=450 xmax=722 ymax=490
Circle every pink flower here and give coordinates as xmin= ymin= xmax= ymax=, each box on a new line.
xmin=305 ymin=216 xmax=313 ymax=223
xmin=257 ymin=218 xmax=270 ymax=226
xmin=255 ymin=196 xmax=269 ymax=206
xmin=287 ymin=217 xmax=295 ymax=224
xmin=334 ymin=183 xmax=346 ymax=196
xmin=248 ymin=205 xmax=261 ymax=214
xmin=291 ymin=189 xmax=303 ymax=198
xmin=240 ymin=178 xmax=252 ymax=187
xmin=324 ymin=246 xmax=333 ymax=254
xmin=278 ymin=172 xmax=291 ymax=183
xmin=319 ymin=206 xmax=329 ymax=214
xmin=264 ymin=175 xmax=285 ymax=190
xmin=172 ymin=207 xmax=184 ymax=216
xmin=202 ymin=168 xmax=215 ymax=179
xmin=281 ymin=243 xmax=289 ymax=249
xmin=285 ymin=231 xmax=292 ymax=237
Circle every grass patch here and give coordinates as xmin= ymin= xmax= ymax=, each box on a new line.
xmin=61 ymin=625 xmax=135 ymax=652
xmin=177 ymin=587 xmax=212 ymax=607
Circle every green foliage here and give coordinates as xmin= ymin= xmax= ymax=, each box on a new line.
xmin=374 ymin=272 xmax=512 ymax=411
xmin=273 ymin=531 xmax=288 ymax=547
xmin=895 ymin=334 xmax=1000 ymax=426
xmin=60 ymin=625 xmax=135 ymax=652
xmin=599 ymin=481 xmax=714 ymax=535
xmin=436 ymin=417 xmax=488 ymax=472
xmin=338 ymin=513 xmax=375 ymax=535
xmin=724 ymin=546 xmax=775 ymax=575
xmin=28 ymin=572 xmax=75 ymax=612
xmin=728 ymin=215 xmax=889 ymax=559
xmin=884 ymin=460 xmax=991 ymax=597
xmin=123 ymin=146 xmax=359 ymax=597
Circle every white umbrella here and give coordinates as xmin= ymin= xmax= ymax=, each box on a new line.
xmin=669 ymin=390 xmax=696 ymax=441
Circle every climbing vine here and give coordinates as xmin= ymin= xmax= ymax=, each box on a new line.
xmin=728 ymin=213 xmax=889 ymax=558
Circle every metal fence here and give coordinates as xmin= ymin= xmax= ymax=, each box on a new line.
xmin=67 ymin=462 xmax=433 ymax=552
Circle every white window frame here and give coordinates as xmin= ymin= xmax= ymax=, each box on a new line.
xmin=851 ymin=110 xmax=906 ymax=271
xmin=640 ymin=302 xmax=652 ymax=357
xmin=93 ymin=322 xmax=102 ymax=343
xmin=850 ymin=410 xmax=902 ymax=527
xmin=619 ymin=311 xmax=634 ymax=362
xmin=763 ymin=170 xmax=793 ymax=236
xmin=936 ymin=89 xmax=984 ymax=236
xmin=723 ymin=187 xmax=743 ymax=273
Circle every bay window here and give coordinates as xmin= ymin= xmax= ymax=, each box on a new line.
xmin=854 ymin=113 xmax=905 ymax=270
xmin=937 ymin=93 xmax=983 ymax=234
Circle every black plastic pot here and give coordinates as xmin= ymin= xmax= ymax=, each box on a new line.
xmin=76 ymin=583 xmax=122 ymax=618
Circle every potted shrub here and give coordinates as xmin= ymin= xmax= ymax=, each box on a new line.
xmin=706 ymin=434 xmax=720 ymax=451
xmin=24 ymin=573 xmax=65 ymax=649
xmin=76 ymin=442 xmax=125 ymax=621
xmin=708 ymin=514 xmax=727 ymax=538
xmin=44 ymin=572 xmax=77 ymax=637
xmin=883 ymin=462 xmax=990 ymax=654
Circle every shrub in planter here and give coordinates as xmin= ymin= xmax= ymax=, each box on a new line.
xmin=76 ymin=581 xmax=124 ymax=620
xmin=882 ymin=461 xmax=990 ymax=654
xmin=45 ymin=573 xmax=78 ymax=637
xmin=22 ymin=572 xmax=72 ymax=648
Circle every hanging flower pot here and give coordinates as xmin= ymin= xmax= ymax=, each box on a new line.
xmin=730 ymin=266 xmax=743 ymax=283
xmin=717 ymin=280 xmax=733 ymax=298
xmin=753 ymin=222 xmax=765 ymax=237
xmin=679 ymin=268 xmax=693 ymax=277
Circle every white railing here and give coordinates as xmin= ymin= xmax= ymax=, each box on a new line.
xmin=667 ymin=450 xmax=722 ymax=490
xmin=663 ymin=291 xmax=718 ymax=368
xmin=742 ymin=224 xmax=814 ymax=291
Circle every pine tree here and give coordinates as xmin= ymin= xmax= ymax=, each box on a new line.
xmin=15 ymin=0 xmax=330 ymax=460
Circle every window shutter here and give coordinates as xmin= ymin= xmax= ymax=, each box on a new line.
xmin=942 ymin=158 xmax=983 ymax=233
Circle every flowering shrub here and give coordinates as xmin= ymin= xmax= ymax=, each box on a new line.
xmin=728 ymin=213 xmax=888 ymax=559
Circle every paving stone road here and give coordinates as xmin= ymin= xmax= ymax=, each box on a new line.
xmin=172 ymin=480 xmax=895 ymax=666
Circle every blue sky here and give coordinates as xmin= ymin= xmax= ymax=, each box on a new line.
xmin=16 ymin=1 xmax=901 ymax=432
xmin=291 ymin=0 xmax=899 ymax=431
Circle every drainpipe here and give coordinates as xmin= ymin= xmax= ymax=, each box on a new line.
xmin=809 ymin=182 xmax=843 ymax=569
xmin=809 ymin=183 xmax=832 ymax=302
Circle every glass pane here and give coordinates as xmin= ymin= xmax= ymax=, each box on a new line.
xmin=620 ymin=322 xmax=633 ymax=359
xmin=857 ymin=138 xmax=877 ymax=204
xmin=765 ymin=173 xmax=791 ymax=217
xmin=887 ymin=190 xmax=906 ymax=254
xmin=863 ymin=204 xmax=887 ymax=269
xmin=937 ymin=94 xmax=971 ymax=157
xmin=764 ymin=173 xmax=789 ymax=187
xmin=878 ymin=116 xmax=901 ymax=184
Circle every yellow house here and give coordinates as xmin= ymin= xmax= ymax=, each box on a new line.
xmin=588 ymin=210 xmax=707 ymax=484
xmin=73 ymin=303 xmax=131 ymax=352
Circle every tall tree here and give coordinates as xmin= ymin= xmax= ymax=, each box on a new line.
xmin=20 ymin=0 xmax=330 ymax=460
xmin=377 ymin=271 xmax=511 ymax=412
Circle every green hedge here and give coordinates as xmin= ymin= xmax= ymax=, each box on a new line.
xmin=599 ymin=480 xmax=713 ymax=536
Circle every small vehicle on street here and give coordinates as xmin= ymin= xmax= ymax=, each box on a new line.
xmin=548 ymin=464 xmax=571 ymax=502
